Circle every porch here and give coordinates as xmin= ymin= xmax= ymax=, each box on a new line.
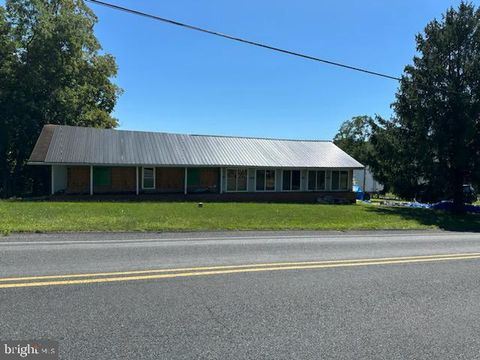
xmin=49 ymin=165 xmax=355 ymax=203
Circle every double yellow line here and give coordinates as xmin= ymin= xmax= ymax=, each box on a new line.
xmin=1 ymin=252 xmax=480 ymax=289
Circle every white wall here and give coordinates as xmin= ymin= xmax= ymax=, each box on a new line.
xmin=51 ymin=165 xmax=67 ymax=194
xmin=353 ymin=168 xmax=384 ymax=193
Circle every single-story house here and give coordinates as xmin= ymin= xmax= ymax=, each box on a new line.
xmin=28 ymin=125 xmax=364 ymax=203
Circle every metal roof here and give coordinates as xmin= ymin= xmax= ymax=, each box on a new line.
xmin=29 ymin=125 xmax=364 ymax=168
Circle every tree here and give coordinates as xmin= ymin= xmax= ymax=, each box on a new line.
xmin=333 ymin=115 xmax=374 ymax=167
xmin=333 ymin=115 xmax=424 ymax=197
xmin=372 ymin=2 xmax=480 ymax=211
xmin=0 ymin=0 xmax=121 ymax=197
xmin=368 ymin=117 xmax=423 ymax=200
xmin=0 ymin=6 xmax=18 ymax=197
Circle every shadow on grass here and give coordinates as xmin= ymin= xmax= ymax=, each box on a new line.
xmin=365 ymin=206 xmax=480 ymax=232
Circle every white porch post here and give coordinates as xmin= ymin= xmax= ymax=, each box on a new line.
xmin=51 ymin=166 xmax=55 ymax=195
xmin=136 ymin=166 xmax=139 ymax=195
xmin=90 ymin=165 xmax=93 ymax=196
xmin=184 ymin=167 xmax=188 ymax=195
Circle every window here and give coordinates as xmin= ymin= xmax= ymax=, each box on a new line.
xmin=142 ymin=167 xmax=155 ymax=189
xmin=308 ymin=170 xmax=326 ymax=191
xmin=226 ymin=168 xmax=247 ymax=192
xmin=93 ymin=167 xmax=111 ymax=186
xmin=331 ymin=170 xmax=348 ymax=191
xmin=256 ymin=169 xmax=275 ymax=191
xmin=282 ymin=170 xmax=301 ymax=191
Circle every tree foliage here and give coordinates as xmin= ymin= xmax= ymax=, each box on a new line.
xmin=0 ymin=0 xmax=121 ymax=197
xmin=368 ymin=117 xmax=420 ymax=199
xmin=333 ymin=115 xmax=374 ymax=167
xmin=368 ymin=2 xmax=480 ymax=210
xmin=397 ymin=2 xmax=480 ymax=206
xmin=333 ymin=115 xmax=393 ymax=193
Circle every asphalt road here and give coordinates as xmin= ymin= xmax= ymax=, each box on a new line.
xmin=2 ymin=230 xmax=480 ymax=359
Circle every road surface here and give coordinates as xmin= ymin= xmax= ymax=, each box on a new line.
xmin=1 ymin=230 xmax=480 ymax=359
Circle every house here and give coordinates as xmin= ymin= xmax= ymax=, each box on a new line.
xmin=28 ymin=125 xmax=364 ymax=203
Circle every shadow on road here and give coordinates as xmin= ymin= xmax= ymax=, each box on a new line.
xmin=365 ymin=206 xmax=480 ymax=232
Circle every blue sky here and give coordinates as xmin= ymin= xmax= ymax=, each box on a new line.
xmin=3 ymin=0 xmax=470 ymax=139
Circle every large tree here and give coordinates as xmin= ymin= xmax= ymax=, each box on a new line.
xmin=0 ymin=0 xmax=121 ymax=197
xmin=373 ymin=2 xmax=480 ymax=211
xmin=333 ymin=115 xmax=399 ymax=193
xmin=333 ymin=115 xmax=375 ymax=167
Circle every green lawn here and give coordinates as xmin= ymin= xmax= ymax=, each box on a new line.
xmin=0 ymin=201 xmax=479 ymax=234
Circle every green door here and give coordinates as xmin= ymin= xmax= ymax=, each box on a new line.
xmin=187 ymin=168 xmax=200 ymax=186
xmin=93 ymin=167 xmax=111 ymax=186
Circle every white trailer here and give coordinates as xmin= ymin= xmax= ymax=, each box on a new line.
xmin=353 ymin=167 xmax=383 ymax=193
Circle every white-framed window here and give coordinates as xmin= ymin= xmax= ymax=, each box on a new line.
xmin=256 ymin=169 xmax=275 ymax=191
xmin=226 ymin=168 xmax=248 ymax=192
xmin=282 ymin=170 xmax=301 ymax=191
xmin=142 ymin=167 xmax=155 ymax=189
xmin=331 ymin=170 xmax=348 ymax=191
xmin=308 ymin=170 xmax=326 ymax=191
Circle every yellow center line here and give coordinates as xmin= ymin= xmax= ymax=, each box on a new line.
xmin=1 ymin=252 xmax=480 ymax=283
xmin=1 ymin=253 xmax=480 ymax=289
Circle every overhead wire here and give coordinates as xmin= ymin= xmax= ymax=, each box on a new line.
xmin=86 ymin=0 xmax=401 ymax=81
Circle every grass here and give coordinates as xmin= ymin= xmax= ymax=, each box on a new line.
xmin=0 ymin=200 xmax=479 ymax=233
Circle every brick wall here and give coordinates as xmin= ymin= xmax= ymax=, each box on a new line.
xmin=67 ymin=166 xmax=90 ymax=194
xmin=67 ymin=166 xmax=137 ymax=194
xmin=213 ymin=191 xmax=356 ymax=203
xmin=94 ymin=167 xmax=136 ymax=193
xmin=187 ymin=168 xmax=219 ymax=193
xmin=111 ymin=167 xmax=136 ymax=192
xmin=53 ymin=191 xmax=357 ymax=204
xmin=156 ymin=168 xmax=184 ymax=192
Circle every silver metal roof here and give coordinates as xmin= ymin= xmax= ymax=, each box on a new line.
xmin=29 ymin=125 xmax=364 ymax=168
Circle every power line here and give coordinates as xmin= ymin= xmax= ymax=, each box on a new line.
xmin=86 ymin=0 xmax=401 ymax=81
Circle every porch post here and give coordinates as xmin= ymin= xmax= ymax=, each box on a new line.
xmin=90 ymin=165 xmax=93 ymax=196
xmin=136 ymin=166 xmax=139 ymax=195
xmin=184 ymin=167 xmax=188 ymax=195
xmin=51 ymin=165 xmax=55 ymax=195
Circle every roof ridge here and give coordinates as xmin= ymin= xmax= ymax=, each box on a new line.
xmin=46 ymin=124 xmax=332 ymax=143
xmin=189 ymin=133 xmax=331 ymax=142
